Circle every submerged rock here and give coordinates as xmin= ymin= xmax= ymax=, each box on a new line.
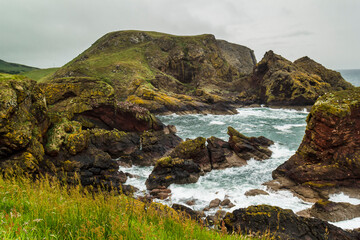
xmin=245 ymin=189 xmax=269 ymax=197
xmin=224 ymin=205 xmax=359 ymax=240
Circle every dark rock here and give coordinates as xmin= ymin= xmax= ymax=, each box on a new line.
xmin=207 ymin=137 xmax=246 ymax=169
xmin=245 ymin=189 xmax=269 ymax=197
xmin=224 ymin=205 xmax=359 ymax=240
xmin=228 ymin=127 xmax=273 ymax=161
xmin=145 ymin=157 xmax=201 ymax=190
xmin=186 ymin=199 xmax=196 ymax=206
xmin=297 ymin=200 xmax=360 ymax=222
xmin=214 ymin=210 xmax=227 ymax=223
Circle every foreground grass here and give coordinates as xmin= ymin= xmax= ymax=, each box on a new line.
xmin=0 ymin=175 xmax=269 ymax=240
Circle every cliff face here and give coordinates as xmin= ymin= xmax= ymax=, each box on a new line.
xmin=272 ymin=87 xmax=360 ymax=198
xmin=238 ymin=51 xmax=353 ymax=106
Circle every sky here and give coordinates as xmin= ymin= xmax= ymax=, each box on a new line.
xmin=1 ymin=0 xmax=359 ymax=69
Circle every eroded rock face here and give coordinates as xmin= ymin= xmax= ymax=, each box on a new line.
xmin=272 ymin=88 xmax=360 ymax=199
xmin=224 ymin=205 xmax=359 ymax=240
xmin=0 ymin=73 xmax=50 ymax=174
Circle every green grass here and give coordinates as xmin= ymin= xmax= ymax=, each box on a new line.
xmin=0 ymin=59 xmax=38 ymax=75
xmin=0 ymin=174 xmax=270 ymax=240
xmin=21 ymin=68 xmax=59 ymax=82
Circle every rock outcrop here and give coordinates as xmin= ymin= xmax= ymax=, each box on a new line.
xmin=224 ymin=205 xmax=359 ymax=240
xmin=271 ymin=87 xmax=360 ymax=201
xmin=0 ymin=73 xmax=50 ymax=175
xmin=0 ymin=73 xmax=182 ymax=191
xmin=237 ymin=51 xmax=353 ymax=106
xmin=145 ymin=127 xmax=274 ymax=195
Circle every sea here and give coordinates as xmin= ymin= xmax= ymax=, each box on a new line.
xmin=119 ymin=70 xmax=360 ymax=230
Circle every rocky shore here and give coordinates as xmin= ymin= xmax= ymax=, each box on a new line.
xmin=1 ymin=30 xmax=359 ymax=239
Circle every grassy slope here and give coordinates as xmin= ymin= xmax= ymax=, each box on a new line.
xmin=0 ymin=59 xmax=38 ymax=74
xmin=0 ymin=175 xmax=269 ymax=240
xmin=21 ymin=67 xmax=59 ymax=82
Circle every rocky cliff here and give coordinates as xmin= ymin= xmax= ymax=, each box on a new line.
xmin=271 ymin=87 xmax=360 ymax=201
xmin=238 ymin=51 xmax=353 ymax=106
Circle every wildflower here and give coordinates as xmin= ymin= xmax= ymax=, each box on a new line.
xmin=33 ymin=218 xmax=43 ymax=223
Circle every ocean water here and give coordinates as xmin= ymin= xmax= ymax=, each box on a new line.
xmin=120 ymin=107 xmax=360 ymax=230
xmin=339 ymin=69 xmax=360 ymax=86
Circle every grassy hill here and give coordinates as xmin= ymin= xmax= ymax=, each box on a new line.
xmin=0 ymin=59 xmax=38 ymax=74
xmin=21 ymin=67 xmax=59 ymax=81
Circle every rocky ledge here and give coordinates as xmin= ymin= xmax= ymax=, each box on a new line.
xmin=268 ymin=87 xmax=360 ymax=202
xmin=145 ymin=127 xmax=273 ymax=196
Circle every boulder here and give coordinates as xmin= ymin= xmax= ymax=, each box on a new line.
xmin=272 ymin=87 xmax=360 ymax=200
xmin=224 ymin=205 xmax=359 ymax=240
xmin=149 ymin=187 xmax=171 ymax=200
xmin=245 ymin=189 xmax=269 ymax=197
xmin=209 ymin=198 xmax=221 ymax=208
xmin=145 ymin=156 xmax=201 ymax=191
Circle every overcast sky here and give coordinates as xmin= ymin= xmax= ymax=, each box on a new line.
xmin=1 ymin=0 xmax=359 ymax=69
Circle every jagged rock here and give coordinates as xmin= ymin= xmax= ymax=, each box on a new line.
xmin=224 ymin=205 xmax=359 ymax=240
xmin=228 ymin=127 xmax=273 ymax=161
xmin=207 ymin=137 xmax=247 ymax=169
xmin=220 ymin=198 xmax=235 ymax=208
xmin=240 ymin=50 xmax=354 ymax=106
xmin=297 ymin=200 xmax=360 ymax=222
xmin=145 ymin=156 xmax=201 ymax=191
xmin=272 ymin=87 xmax=360 ymax=200
xmin=245 ymin=189 xmax=269 ymax=197
xmin=0 ymin=73 xmax=50 ymax=174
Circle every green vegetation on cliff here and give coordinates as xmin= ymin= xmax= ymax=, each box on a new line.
xmin=21 ymin=67 xmax=59 ymax=82
xmin=0 ymin=175 xmax=264 ymax=239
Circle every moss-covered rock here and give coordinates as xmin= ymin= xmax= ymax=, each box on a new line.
xmin=243 ymin=51 xmax=354 ymax=106
xmin=0 ymin=73 xmax=50 ymax=174
xmin=145 ymin=156 xmax=201 ymax=191
xmin=273 ymin=87 xmax=360 ymax=199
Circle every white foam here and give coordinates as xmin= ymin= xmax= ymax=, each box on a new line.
xmin=210 ymin=120 xmax=225 ymax=125
xmin=274 ymin=123 xmax=307 ymax=133
xmin=330 ymin=217 xmax=360 ymax=230
xmin=329 ymin=193 xmax=360 ymax=205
